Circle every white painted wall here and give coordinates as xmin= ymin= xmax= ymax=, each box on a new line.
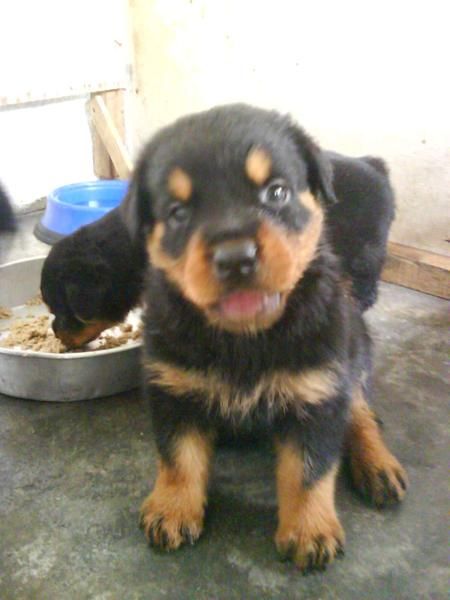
xmin=130 ymin=0 xmax=449 ymax=254
xmin=0 ymin=99 xmax=95 ymax=209
xmin=0 ymin=0 xmax=129 ymax=211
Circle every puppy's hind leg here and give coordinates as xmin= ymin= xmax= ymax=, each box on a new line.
xmin=347 ymin=386 xmax=408 ymax=507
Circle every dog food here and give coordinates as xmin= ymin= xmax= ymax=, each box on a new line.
xmin=0 ymin=306 xmax=13 ymax=319
xmin=0 ymin=301 xmax=142 ymax=353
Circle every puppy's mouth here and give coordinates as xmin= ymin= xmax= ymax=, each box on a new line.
xmin=213 ymin=290 xmax=282 ymax=322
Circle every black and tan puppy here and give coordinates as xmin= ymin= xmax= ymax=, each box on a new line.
xmin=40 ymin=207 xmax=146 ymax=347
xmin=114 ymin=104 xmax=406 ymax=571
xmin=40 ymin=150 xmax=394 ymax=347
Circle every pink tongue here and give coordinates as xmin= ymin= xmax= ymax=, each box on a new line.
xmin=219 ymin=291 xmax=264 ymax=320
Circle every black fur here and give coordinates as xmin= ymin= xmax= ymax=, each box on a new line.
xmin=325 ymin=151 xmax=395 ymax=310
xmin=41 ymin=206 xmax=146 ymax=341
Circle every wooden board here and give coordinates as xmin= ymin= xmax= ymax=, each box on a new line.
xmin=1 ymin=82 xmax=126 ymax=109
xmin=89 ymin=93 xmax=132 ymax=180
xmin=382 ymin=242 xmax=450 ymax=300
xmin=90 ymin=90 xmax=127 ymax=179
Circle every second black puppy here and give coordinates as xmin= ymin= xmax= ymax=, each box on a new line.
xmin=41 ymin=207 xmax=146 ymax=347
xmin=325 ymin=152 xmax=394 ymax=310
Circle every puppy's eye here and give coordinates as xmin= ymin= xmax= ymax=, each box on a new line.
xmin=260 ymin=180 xmax=292 ymax=208
xmin=168 ymin=204 xmax=190 ymax=226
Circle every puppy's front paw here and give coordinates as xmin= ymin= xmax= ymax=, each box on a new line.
xmin=275 ymin=516 xmax=345 ymax=573
xmin=140 ymin=492 xmax=204 ymax=551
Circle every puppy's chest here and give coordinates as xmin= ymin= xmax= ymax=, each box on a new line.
xmin=145 ymin=358 xmax=342 ymax=422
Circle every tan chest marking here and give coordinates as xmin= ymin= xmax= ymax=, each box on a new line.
xmin=145 ymin=360 xmax=340 ymax=420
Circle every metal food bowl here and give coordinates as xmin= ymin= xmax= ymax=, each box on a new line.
xmin=0 ymin=256 xmax=142 ymax=401
xmin=34 ymin=180 xmax=128 ymax=245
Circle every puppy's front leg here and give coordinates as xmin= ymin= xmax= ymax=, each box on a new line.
xmin=275 ymin=440 xmax=344 ymax=572
xmin=273 ymin=392 xmax=349 ymax=574
xmin=140 ymin=400 xmax=214 ymax=551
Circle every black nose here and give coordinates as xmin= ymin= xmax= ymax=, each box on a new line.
xmin=213 ymin=239 xmax=258 ymax=283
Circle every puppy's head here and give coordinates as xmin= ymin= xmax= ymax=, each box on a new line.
xmin=122 ymin=104 xmax=335 ymax=334
xmin=41 ymin=242 xmax=116 ymax=348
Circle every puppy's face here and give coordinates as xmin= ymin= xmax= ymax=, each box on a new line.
xmin=41 ymin=254 xmax=115 ymax=347
xmin=124 ymin=105 xmax=335 ymax=334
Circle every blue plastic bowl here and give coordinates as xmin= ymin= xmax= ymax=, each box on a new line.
xmin=34 ymin=180 xmax=128 ymax=245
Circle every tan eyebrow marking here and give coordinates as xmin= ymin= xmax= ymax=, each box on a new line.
xmin=167 ymin=167 xmax=193 ymax=202
xmin=245 ymin=146 xmax=272 ymax=185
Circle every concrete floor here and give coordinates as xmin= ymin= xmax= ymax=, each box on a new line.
xmin=0 ymin=215 xmax=449 ymax=599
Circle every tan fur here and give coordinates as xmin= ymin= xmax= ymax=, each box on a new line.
xmin=347 ymin=387 xmax=408 ymax=506
xmin=140 ymin=430 xmax=214 ymax=550
xmin=147 ymin=226 xmax=221 ymax=306
xmin=245 ymin=146 xmax=272 ymax=185
xmin=145 ymin=359 xmax=341 ymax=420
xmin=298 ymin=189 xmax=320 ymax=213
xmin=258 ymin=195 xmax=324 ymax=294
xmin=58 ymin=320 xmax=114 ymax=348
xmin=183 ymin=234 xmax=222 ymax=305
xmin=275 ymin=442 xmax=344 ymax=570
xmin=167 ymin=167 xmax=192 ymax=202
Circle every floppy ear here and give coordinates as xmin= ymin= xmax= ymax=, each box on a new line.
xmin=288 ymin=124 xmax=337 ymax=206
xmin=119 ymin=153 xmax=154 ymax=241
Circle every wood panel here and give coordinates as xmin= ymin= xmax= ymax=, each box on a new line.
xmin=89 ymin=91 xmax=132 ymax=180
xmin=382 ymin=242 xmax=450 ymax=300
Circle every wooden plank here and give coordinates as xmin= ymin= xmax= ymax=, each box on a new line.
xmin=89 ymin=90 xmax=127 ymax=178
xmin=90 ymin=93 xmax=132 ymax=180
xmin=103 ymin=90 xmax=126 ymax=179
xmin=0 ymin=82 xmax=126 ymax=108
xmin=382 ymin=242 xmax=450 ymax=299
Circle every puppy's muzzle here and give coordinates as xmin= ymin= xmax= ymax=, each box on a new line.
xmin=212 ymin=239 xmax=258 ymax=285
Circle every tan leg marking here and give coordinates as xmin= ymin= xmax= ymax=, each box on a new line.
xmin=140 ymin=430 xmax=214 ymax=550
xmin=275 ymin=442 xmax=344 ymax=572
xmin=347 ymin=387 xmax=408 ymax=507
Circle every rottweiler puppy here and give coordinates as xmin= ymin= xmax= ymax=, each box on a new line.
xmin=40 ymin=207 xmax=146 ymax=347
xmin=41 ymin=150 xmax=394 ymax=347
xmin=121 ymin=104 xmax=406 ymax=571
xmin=41 ymin=104 xmax=405 ymax=571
